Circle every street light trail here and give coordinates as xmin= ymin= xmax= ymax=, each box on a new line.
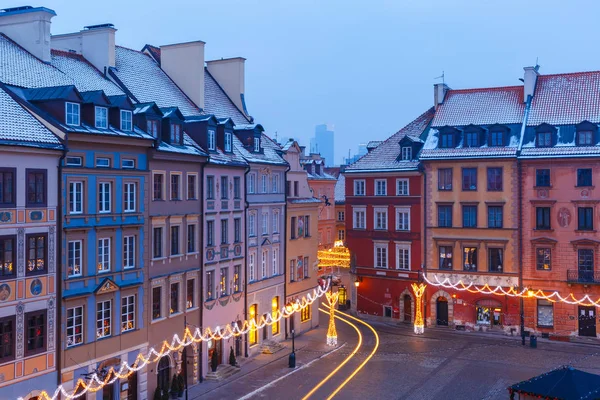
xmin=301 ymin=309 xmax=363 ymax=400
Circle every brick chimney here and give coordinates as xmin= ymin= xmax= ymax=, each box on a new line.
xmin=206 ymin=57 xmax=247 ymax=115
xmin=52 ymin=23 xmax=116 ymax=73
xmin=160 ymin=41 xmax=205 ymax=109
xmin=434 ymin=83 xmax=450 ymax=110
xmin=0 ymin=6 xmax=56 ymax=62
xmin=523 ymin=65 xmax=539 ymax=102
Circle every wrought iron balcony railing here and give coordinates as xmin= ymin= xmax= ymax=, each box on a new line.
xmin=567 ymin=270 xmax=600 ymax=284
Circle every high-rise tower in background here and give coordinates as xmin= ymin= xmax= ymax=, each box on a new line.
xmin=311 ymin=124 xmax=335 ymax=166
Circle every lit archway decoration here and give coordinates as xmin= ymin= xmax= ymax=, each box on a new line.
xmin=411 ymin=283 xmax=426 ymax=334
xmin=326 ymin=291 xmax=339 ymax=345
xmin=318 ymin=240 xmax=351 ymax=269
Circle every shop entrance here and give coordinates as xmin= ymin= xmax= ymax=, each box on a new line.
xmin=436 ymin=297 xmax=448 ymax=326
xmin=403 ymin=295 xmax=412 ymax=323
xmin=579 ymin=306 xmax=596 ymax=337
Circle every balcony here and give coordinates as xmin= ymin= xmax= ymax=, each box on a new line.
xmin=567 ymin=270 xmax=600 ymax=285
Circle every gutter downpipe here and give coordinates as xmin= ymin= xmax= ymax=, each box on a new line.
xmin=198 ymin=158 xmax=206 ymax=382
xmin=243 ymin=163 xmax=251 ymax=358
xmin=422 ymin=166 xmax=427 ymax=326
xmin=282 ymin=162 xmax=291 ymax=339
xmin=56 ymin=147 xmax=67 ymax=388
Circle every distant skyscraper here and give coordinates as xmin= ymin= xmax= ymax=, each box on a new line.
xmin=312 ymin=124 xmax=335 ymax=167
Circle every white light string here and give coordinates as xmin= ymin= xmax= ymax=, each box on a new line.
xmin=20 ymin=281 xmax=330 ymax=400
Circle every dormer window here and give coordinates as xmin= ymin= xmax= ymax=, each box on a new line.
xmin=464 ymin=132 xmax=479 ymax=147
xmin=439 ymin=133 xmax=454 ymax=148
xmin=401 ymin=147 xmax=412 ymax=160
xmin=170 ymin=123 xmax=181 ymax=144
xmin=578 ymin=131 xmax=593 ymax=146
xmin=66 ymin=102 xmax=80 ymax=126
xmin=537 ymin=132 xmax=552 ymax=147
xmin=254 ymin=137 xmax=261 ymax=152
xmin=147 ymin=120 xmax=158 ymax=138
xmin=95 ymin=107 xmax=108 ymax=129
xmin=225 ymin=132 xmax=232 ymax=152
xmin=490 ymin=131 xmax=504 ymax=146
xmin=208 ymin=130 xmax=216 ymax=151
xmin=120 ymin=110 xmax=132 ymax=131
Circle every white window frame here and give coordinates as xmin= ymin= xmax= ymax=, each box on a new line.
xmin=338 ymin=229 xmax=345 ymax=240
xmin=272 ymin=210 xmax=279 ymax=233
xmin=187 ymin=173 xmax=198 ymax=200
xmin=124 ymin=182 xmax=136 ymax=212
xmin=121 ymin=295 xmax=135 ymax=332
xmin=208 ymin=129 xmax=216 ymax=150
xmin=396 ymin=242 xmax=411 ymax=270
xmin=374 ymin=207 xmax=388 ymax=230
xmin=123 ymin=235 xmax=135 ymax=269
xmin=66 ymin=306 xmax=83 ymax=348
xmin=353 ymin=207 xmax=366 ymax=229
xmin=96 ymin=158 xmax=110 ymax=168
xmin=338 ymin=211 xmax=345 ymax=221
xmin=375 ymin=179 xmax=387 ymax=196
xmin=225 ymin=132 xmax=232 ymax=152
xmin=122 ymin=158 xmax=135 ymax=169
xmin=98 ymin=182 xmax=111 ymax=213
xmin=354 ymin=179 xmax=366 ymax=196
xmin=248 ymin=213 xmax=256 ymax=237
xmin=248 ymin=174 xmax=256 ymax=194
xmin=67 ymin=240 xmax=82 ymax=277
xmin=97 ymin=238 xmax=111 ymax=273
xmin=262 ymin=213 xmax=268 ymax=235
xmin=261 ymin=250 xmax=268 ymax=278
xmin=374 ymin=242 xmax=388 ymax=269
xmin=272 ymin=248 xmax=278 ymax=276
xmin=272 ymin=175 xmax=279 ymax=193
xmin=120 ymin=110 xmax=133 ymax=131
xmin=289 ymin=259 xmax=296 ymax=282
xmin=254 ymin=137 xmax=261 ymax=152
xmin=170 ymin=173 xmax=182 ymax=200
xmin=396 ymin=206 xmax=411 ymax=231
xmin=66 ymin=156 xmax=82 ymax=167
xmin=249 ymin=253 xmax=256 ymax=282
xmin=96 ymin=300 xmax=111 ymax=338
xmin=261 ymin=175 xmax=267 ymax=193
xmin=69 ymin=181 xmax=83 ymax=214
xmin=66 ymin=102 xmax=80 ymax=126
xmin=396 ymin=179 xmax=409 ymax=196
xmin=95 ymin=106 xmax=108 ymax=129
xmin=401 ymin=147 xmax=412 ymax=160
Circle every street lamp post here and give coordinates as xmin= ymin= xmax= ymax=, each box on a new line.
xmin=289 ymin=319 xmax=296 ymax=368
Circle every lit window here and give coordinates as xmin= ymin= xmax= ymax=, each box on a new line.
xmin=537 ymin=299 xmax=553 ymax=327
xmin=121 ymin=295 xmax=135 ymax=332
xmin=96 ymin=300 xmax=111 ymax=338
xmin=97 ymin=238 xmax=111 ymax=272
xmin=67 ymin=240 xmax=82 ymax=277
xmin=66 ymin=306 xmax=83 ymax=347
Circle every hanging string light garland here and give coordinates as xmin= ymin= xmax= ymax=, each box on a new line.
xmin=317 ymin=240 xmax=351 ymax=269
xmin=20 ymin=281 xmax=330 ymax=400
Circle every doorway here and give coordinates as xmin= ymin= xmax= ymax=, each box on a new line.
xmin=157 ymin=356 xmax=170 ymax=395
xmin=102 ymin=371 xmax=116 ymax=400
xmin=403 ymin=295 xmax=412 ymax=323
xmin=262 ymin=314 xmax=269 ymax=341
xmin=127 ymin=372 xmax=137 ymax=400
xmin=384 ymin=306 xmax=392 ymax=318
xmin=436 ymin=297 xmax=448 ymax=326
xmin=579 ymin=306 xmax=596 ymax=337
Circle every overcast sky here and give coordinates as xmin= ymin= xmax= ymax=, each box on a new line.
xmin=11 ymin=0 xmax=600 ymax=165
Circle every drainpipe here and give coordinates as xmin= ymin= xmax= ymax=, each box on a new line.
xmin=56 ymin=147 xmax=67 ymax=387
xmin=198 ymin=159 xmax=206 ymax=382
xmin=243 ymin=163 xmax=251 ymax=358
xmin=420 ymin=166 xmax=428 ymax=326
xmin=282 ymin=163 xmax=291 ymax=339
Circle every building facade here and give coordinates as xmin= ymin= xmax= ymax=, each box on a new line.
xmin=310 ymin=124 xmax=334 ymax=167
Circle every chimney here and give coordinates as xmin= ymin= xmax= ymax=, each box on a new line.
xmin=523 ymin=65 xmax=539 ymax=102
xmin=206 ymin=57 xmax=247 ymax=115
xmin=52 ymin=23 xmax=116 ymax=72
xmin=0 ymin=6 xmax=56 ymax=62
xmin=433 ymin=83 xmax=450 ymax=110
xmin=160 ymin=41 xmax=205 ymax=109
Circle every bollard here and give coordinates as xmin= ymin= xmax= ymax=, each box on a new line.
xmin=530 ymin=335 xmax=537 ymax=348
xmin=288 ymin=351 xmax=296 ymax=368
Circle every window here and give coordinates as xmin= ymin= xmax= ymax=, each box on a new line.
xmin=294 ymin=181 xmax=299 ymax=197
xmin=221 ymin=176 xmax=228 ymax=199
xmin=147 ymin=120 xmax=159 ymax=138
xmin=438 ymin=205 xmax=452 ymax=227
xmin=401 ymin=147 xmax=412 ymax=160
xmin=438 ymin=168 xmax=452 ymax=190
xmin=488 ymin=206 xmax=503 ymax=228
xmin=248 ymin=214 xmax=255 ymax=237
xmin=171 ymin=226 xmax=180 ymax=255
xmin=224 ymin=132 xmax=232 ymax=152
xmin=439 ymin=246 xmax=453 ymax=270
xmin=536 ymin=169 xmax=551 ymax=187
xmin=577 ymin=168 xmax=592 ymax=187
xmin=301 ymin=304 xmax=311 ymax=322
xmin=124 ymin=182 xmax=136 ymax=212
xmin=171 ymin=174 xmax=180 ymax=200
xmin=462 ymin=168 xmax=477 ymax=191
xmin=0 ymin=237 xmax=14 ymax=278
xmin=121 ymin=295 xmax=135 ymax=332
xmin=272 ymin=297 xmax=280 ymax=336
xmin=537 ymin=299 xmax=554 ymax=327
xmin=273 ymin=211 xmax=279 ymax=233
xmin=66 ymin=306 xmax=83 ymax=348
xmin=0 ymin=169 xmax=15 ymax=208
xmin=490 ymin=131 xmax=504 ymax=146
xmin=578 ymin=131 xmax=593 ymax=146
xmin=578 ymin=207 xmax=594 ymax=231
xmin=122 ymin=158 xmax=135 ymax=169
xmin=353 ymin=208 xmax=366 ymax=229
xmin=123 ymin=236 xmax=135 ymax=269
xmin=338 ymin=211 xmax=345 ymax=221
xmin=374 ymin=208 xmax=387 ymax=230
xmin=0 ymin=317 xmax=14 ymax=362
xmin=536 ymin=248 xmax=551 ymax=270
xmin=537 ymin=132 xmax=552 ymax=147
xmin=338 ymin=229 xmax=345 ymax=240
xmin=289 ymin=259 xmax=296 ymax=282
xmin=249 ymin=253 xmax=256 ymax=282
xmin=187 ymin=175 xmax=197 ymax=200
xmin=96 ymin=300 xmax=111 ymax=338
xmin=97 ymin=238 xmax=111 ymax=272
xmin=464 ymin=132 xmax=478 ymax=147
xmin=206 ymin=220 xmax=215 ymax=246
xmin=187 ymin=224 xmax=196 ymax=253
xmin=487 ymin=168 xmax=503 ymax=191
xmin=153 ymin=227 xmax=163 ymax=258
xmin=98 ymin=182 xmax=111 ymax=213
xmin=439 ymin=133 xmax=454 ymax=148
xmin=248 ymin=174 xmax=256 ymax=194
xmin=396 ymin=244 xmax=410 ymax=270
xmin=95 ymin=158 xmax=110 ymax=168
xmin=261 ymin=250 xmax=268 ymax=278
xmin=234 ymin=177 xmax=241 ymax=199
xmin=26 ymin=170 xmax=46 ymax=207
xmin=396 ymin=179 xmax=409 ymax=196
xmin=208 ymin=130 xmax=216 ymax=151
xmin=221 ymin=220 xmax=228 ymax=244
xmin=261 ymin=175 xmax=267 ymax=193
xmin=375 ymin=180 xmax=387 ymax=196
xmin=254 ymin=137 xmax=261 ymax=152
xmin=65 ymin=157 xmax=82 ymax=167
xmin=207 ymin=176 xmax=215 ymax=199
xmin=170 ymin=283 xmax=179 ymax=314
xmin=234 ymin=218 xmax=241 ymax=243
xmin=120 ymin=110 xmax=133 ymax=131
xmin=272 ymin=174 xmax=279 ymax=193
xmin=187 ymin=279 xmax=195 ymax=309
xmin=488 ymin=248 xmax=503 ymax=272
xmin=233 ymin=265 xmax=241 ymax=292
xmin=396 ymin=208 xmax=410 ymax=231
xmin=290 ymin=217 xmax=296 ymax=239
xmin=272 ymin=249 xmax=278 ymax=276
xmin=152 ymin=287 xmax=162 ymax=319
xmin=374 ymin=244 xmax=388 ymax=269
xmin=25 ymin=311 xmax=46 ymax=355
xmin=303 ymin=256 xmax=310 ymax=278
xmin=249 ymin=304 xmax=258 ymax=345
xmin=354 ymin=180 xmax=365 ymax=196
xmin=536 ymin=207 xmax=551 ymax=230
xmin=463 ymin=247 xmax=477 ymax=271
xmin=170 ymin=123 xmax=181 ymax=143
xmin=67 ymin=240 xmax=82 ymax=277
xmin=66 ymin=102 xmax=80 ymax=126
xmin=220 ymin=267 xmax=228 ymax=295
xmin=578 ymin=249 xmax=594 ymax=271
xmin=153 ymin=173 xmax=164 ymax=200
xmin=305 ymin=216 xmax=311 ymax=237
xmin=95 ymin=107 xmax=108 ymax=129
xmin=24 ymin=234 xmax=46 ymax=276
xmin=462 ymin=205 xmax=477 ymax=228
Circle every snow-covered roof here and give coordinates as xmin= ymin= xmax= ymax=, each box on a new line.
xmin=290 ymin=198 xmax=322 ymax=204
xmin=366 ymin=140 xmax=382 ymax=149
xmin=334 ymin=173 xmax=345 ymax=203
xmin=156 ymin=133 xmax=208 ymax=157
xmin=233 ymin=133 xmax=287 ymax=166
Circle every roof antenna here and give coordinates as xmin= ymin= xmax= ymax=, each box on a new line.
xmin=434 ymin=71 xmax=445 ymax=85
xmin=274 ymin=131 xmax=278 ymax=143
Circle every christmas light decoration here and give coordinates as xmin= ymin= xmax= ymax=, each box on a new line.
xmin=411 ymin=283 xmax=426 ymax=334
xmin=326 ymin=291 xmax=339 ymax=346
xmin=20 ymin=281 xmax=330 ymax=400
xmin=317 ymin=241 xmax=351 ymax=269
